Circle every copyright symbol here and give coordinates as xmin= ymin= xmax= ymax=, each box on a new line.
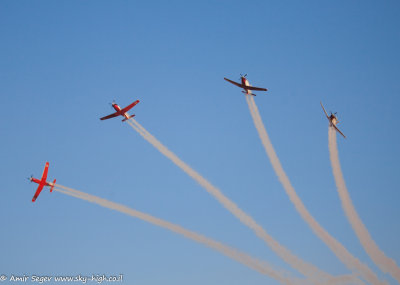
xmin=0 ymin=275 xmax=7 ymax=281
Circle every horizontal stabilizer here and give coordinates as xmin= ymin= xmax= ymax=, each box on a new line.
xmin=50 ymin=179 xmax=56 ymax=192
xmin=242 ymin=91 xmax=256 ymax=96
xmin=122 ymin=114 xmax=135 ymax=122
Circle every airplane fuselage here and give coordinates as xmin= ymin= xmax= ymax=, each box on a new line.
xmin=112 ymin=103 xmax=130 ymax=121
xmin=241 ymin=77 xmax=252 ymax=95
xmin=30 ymin=177 xmax=53 ymax=187
xmin=330 ymin=115 xmax=338 ymax=126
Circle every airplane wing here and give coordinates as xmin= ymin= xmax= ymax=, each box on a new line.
xmin=244 ymin=86 xmax=268 ymax=91
xmin=320 ymin=101 xmax=330 ymax=120
xmin=100 ymin=112 xmax=120 ymax=120
xmin=32 ymin=162 xmax=49 ymax=202
xmin=40 ymin=162 xmax=49 ymax=184
xmin=224 ymin=78 xmax=243 ymax=88
xmin=121 ymin=100 xmax=140 ymax=114
xmin=32 ymin=183 xmax=45 ymax=202
xmin=332 ymin=124 xmax=346 ymax=139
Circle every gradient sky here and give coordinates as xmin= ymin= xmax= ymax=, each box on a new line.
xmin=1 ymin=1 xmax=399 ymax=284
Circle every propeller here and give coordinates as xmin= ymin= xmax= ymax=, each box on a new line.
xmin=240 ymin=73 xmax=248 ymax=78
xmin=109 ymin=100 xmax=116 ymax=108
xmin=27 ymin=175 xmax=33 ymax=182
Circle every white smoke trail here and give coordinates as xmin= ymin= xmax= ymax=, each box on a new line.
xmin=53 ymin=184 xmax=303 ymax=285
xmin=328 ymin=127 xmax=400 ymax=282
xmin=245 ymin=95 xmax=385 ymax=285
xmin=125 ymin=119 xmax=334 ymax=283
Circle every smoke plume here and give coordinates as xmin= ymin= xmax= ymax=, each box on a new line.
xmin=126 ymin=119 xmax=333 ymax=283
xmin=54 ymin=184 xmax=303 ymax=285
xmin=245 ymin=95 xmax=384 ymax=285
xmin=328 ymin=127 xmax=400 ymax=282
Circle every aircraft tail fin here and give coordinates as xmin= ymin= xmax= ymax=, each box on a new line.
xmin=50 ymin=179 xmax=56 ymax=192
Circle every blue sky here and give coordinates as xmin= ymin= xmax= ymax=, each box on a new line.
xmin=1 ymin=1 xmax=399 ymax=284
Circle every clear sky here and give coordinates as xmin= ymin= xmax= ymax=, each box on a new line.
xmin=1 ymin=1 xmax=399 ymax=284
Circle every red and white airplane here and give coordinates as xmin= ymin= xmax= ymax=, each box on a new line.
xmin=29 ymin=162 xmax=56 ymax=202
xmin=320 ymin=101 xmax=346 ymax=139
xmin=100 ymin=99 xmax=140 ymax=122
xmin=224 ymin=74 xmax=267 ymax=96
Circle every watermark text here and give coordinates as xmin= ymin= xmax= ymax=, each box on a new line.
xmin=0 ymin=274 xmax=123 ymax=283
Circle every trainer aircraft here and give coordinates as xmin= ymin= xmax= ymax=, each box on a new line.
xmin=100 ymin=99 xmax=140 ymax=122
xmin=224 ymin=74 xmax=267 ymax=96
xmin=29 ymin=162 xmax=56 ymax=202
xmin=320 ymin=101 xmax=346 ymax=138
